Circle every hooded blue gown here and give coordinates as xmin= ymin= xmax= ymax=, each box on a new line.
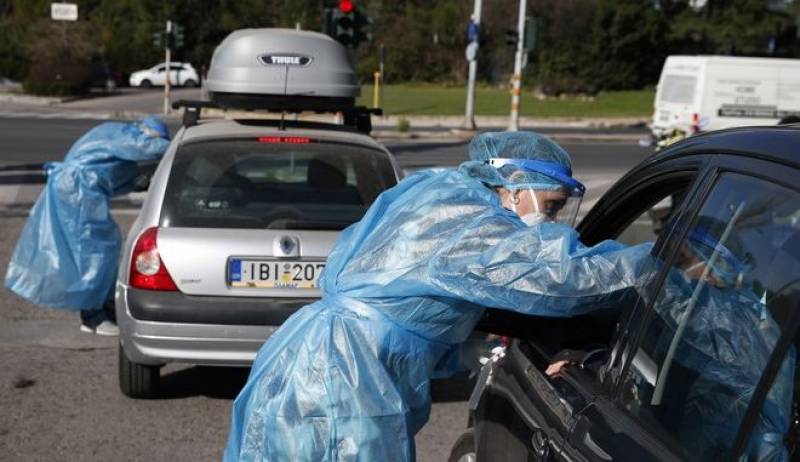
xmin=224 ymin=167 xmax=654 ymax=461
xmin=5 ymin=121 xmax=170 ymax=311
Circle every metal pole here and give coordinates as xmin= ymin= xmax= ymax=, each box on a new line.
xmin=373 ymin=71 xmax=381 ymax=108
xmin=379 ymin=43 xmax=385 ymax=118
xmin=508 ymin=0 xmax=527 ymax=131
xmin=163 ymin=20 xmax=172 ymax=116
xmin=464 ymin=0 xmax=482 ymax=130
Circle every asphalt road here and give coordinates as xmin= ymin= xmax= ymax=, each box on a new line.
xmin=0 ymin=117 xmax=654 ymax=461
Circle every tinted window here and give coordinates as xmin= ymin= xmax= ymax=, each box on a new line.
xmin=620 ymin=173 xmax=800 ymax=460
xmin=160 ymin=139 xmax=397 ymax=230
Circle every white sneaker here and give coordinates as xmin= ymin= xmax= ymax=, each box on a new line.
xmin=94 ymin=320 xmax=119 ymax=336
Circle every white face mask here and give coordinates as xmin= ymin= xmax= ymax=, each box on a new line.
xmin=519 ymin=212 xmax=549 ymax=227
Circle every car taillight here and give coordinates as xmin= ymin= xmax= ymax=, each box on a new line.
xmin=691 ymin=113 xmax=701 ymax=133
xmin=129 ymin=227 xmax=178 ymax=291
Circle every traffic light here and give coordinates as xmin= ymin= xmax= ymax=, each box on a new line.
xmin=172 ymin=24 xmax=185 ymax=49
xmin=325 ymin=1 xmax=372 ymax=48
xmin=338 ymin=0 xmax=354 ymax=14
xmin=352 ymin=10 xmax=373 ymax=46
xmin=333 ymin=6 xmax=355 ymax=46
xmin=152 ymin=31 xmax=164 ymax=48
xmin=524 ymin=16 xmax=537 ymax=51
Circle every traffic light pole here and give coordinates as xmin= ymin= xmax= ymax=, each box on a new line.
xmin=508 ymin=0 xmax=527 ymax=131
xmin=464 ymin=0 xmax=482 ymax=131
xmin=163 ymin=20 xmax=172 ymax=116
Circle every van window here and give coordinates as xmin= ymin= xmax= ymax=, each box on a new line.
xmin=620 ymin=173 xmax=800 ymax=461
xmin=160 ymin=139 xmax=397 ymax=230
xmin=659 ymin=75 xmax=697 ymax=104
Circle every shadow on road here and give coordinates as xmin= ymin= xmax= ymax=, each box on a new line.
xmin=430 ymin=375 xmax=475 ymax=403
xmin=159 ymin=365 xmax=250 ymax=400
xmin=156 ymin=365 xmax=475 ymax=403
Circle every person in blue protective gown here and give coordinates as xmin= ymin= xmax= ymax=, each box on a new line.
xmin=224 ymin=131 xmax=655 ymax=461
xmin=4 ymin=117 xmax=170 ymax=335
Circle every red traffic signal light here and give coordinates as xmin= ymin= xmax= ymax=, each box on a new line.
xmin=338 ymin=0 xmax=354 ymax=14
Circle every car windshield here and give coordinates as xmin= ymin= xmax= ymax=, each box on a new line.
xmin=160 ymin=138 xmax=397 ymax=230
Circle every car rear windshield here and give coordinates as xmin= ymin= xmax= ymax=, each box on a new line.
xmin=160 ymin=139 xmax=397 ymax=230
xmin=658 ymin=74 xmax=697 ymax=104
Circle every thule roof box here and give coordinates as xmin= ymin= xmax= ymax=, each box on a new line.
xmin=205 ymin=28 xmax=360 ymax=112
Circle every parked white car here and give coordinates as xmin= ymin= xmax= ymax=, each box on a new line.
xmin=128 ymin=62 xmax=199 ymax=88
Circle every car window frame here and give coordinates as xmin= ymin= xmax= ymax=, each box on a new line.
xmin=612 ymin=154 xmax=800 ymax=460
xmin=575 ymin=157 xmax=709 ymax=392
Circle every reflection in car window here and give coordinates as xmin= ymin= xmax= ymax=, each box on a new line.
xmin=621 ymin=173 xmax=800 ymax=461
xmin=161 ymin=140 xmax=397 ymax=230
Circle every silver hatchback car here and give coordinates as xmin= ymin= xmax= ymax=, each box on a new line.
xmin=116 ymin=118 xmax=401 ymax=398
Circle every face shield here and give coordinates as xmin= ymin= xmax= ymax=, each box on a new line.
xmin=684 ymin=228 xmax=749 ymax=288
xmin=487 ymin=158 xmax=585 ymax=226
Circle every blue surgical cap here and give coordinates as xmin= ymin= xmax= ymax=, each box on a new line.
xmin=458 ymin=131 xmax=573 ymax=191
xmin=138 ymin=116 xmax=170 ymax=140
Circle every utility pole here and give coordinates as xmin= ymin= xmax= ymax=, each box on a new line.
xmin=464 ymin=0 xmax=482 ymax=130
xmin=163 ymin=20 xmax=172 ymax=116
xmin=508 ymin=0 xmax=527 ymax=131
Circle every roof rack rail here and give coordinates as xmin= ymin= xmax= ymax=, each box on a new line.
xmin=171 ymin=99 xmax=382 ymax=134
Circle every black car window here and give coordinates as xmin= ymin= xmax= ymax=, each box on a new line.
xmin=160 ymin=139 xmax=397 ymax=230
xmin=619 ymin=173 xmax=800 ymax=461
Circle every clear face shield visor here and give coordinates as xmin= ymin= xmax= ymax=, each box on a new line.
xmin=487 ymin=158 xmax=586 ymax=226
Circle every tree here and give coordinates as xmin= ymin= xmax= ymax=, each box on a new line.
xmin=588 ymin=0 xmax=667 ymax=90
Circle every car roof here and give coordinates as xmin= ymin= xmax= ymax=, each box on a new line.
xmin=651 ymin=125 xmax=800 ymax=170
xmin=177 ymin=118 xmax=387 ymax=150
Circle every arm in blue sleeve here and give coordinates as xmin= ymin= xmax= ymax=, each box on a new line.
xmin=427 ymin=216 xmax=655 ymax=317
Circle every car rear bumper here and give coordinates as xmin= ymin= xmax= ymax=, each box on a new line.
xmin=116 ymin=284 xmax=316 ymax=366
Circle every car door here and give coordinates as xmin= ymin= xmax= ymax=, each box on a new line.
xmin=473 ymin=154 xmax=708 ymax=461
xmin=151 ymin=65 xmax=166 ymax=85
xmin=572 ymin=155 xmax=800 ymax=461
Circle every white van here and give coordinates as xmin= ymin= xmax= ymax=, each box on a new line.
xmin=651 ymin=55 xmax=800 ymax=144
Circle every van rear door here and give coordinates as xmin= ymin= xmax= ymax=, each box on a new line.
xmin=652 ymin=57 xmax=702 ymax=137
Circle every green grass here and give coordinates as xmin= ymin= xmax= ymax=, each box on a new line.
xmin=357 ymin=84 xmax=654 ymax=118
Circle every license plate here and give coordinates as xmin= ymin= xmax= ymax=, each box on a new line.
xmin=228 ymin=259 xmax=325 ymax=289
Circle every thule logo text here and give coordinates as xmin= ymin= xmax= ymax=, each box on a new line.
xmin=258 ymin=54 xmax=313 ymax=67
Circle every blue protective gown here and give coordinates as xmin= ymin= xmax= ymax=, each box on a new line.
xmin=224 ymin=168 xmax=654 ymax=461
xmin=4 ymin=121 xmax=170 ymax=311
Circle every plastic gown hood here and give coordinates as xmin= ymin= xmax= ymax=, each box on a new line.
xmin=224 ymin=167 xmax=655 ymax=461
xmin=205 ymin=28 xmax=359 ymax=107
xmin=4 ymin=121 xmax=170 ymax=310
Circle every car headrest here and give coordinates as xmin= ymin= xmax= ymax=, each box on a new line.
xmin=308 ymin=155 xmax=346 ymax=189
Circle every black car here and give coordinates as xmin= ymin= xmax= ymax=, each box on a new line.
xmin=451 ymin=126 xmax=800 ymax=462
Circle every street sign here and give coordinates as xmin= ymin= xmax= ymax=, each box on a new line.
xmin=465 ymin=42 xmax=478 ymax=62
xmin=51 ymin=3 xmax=78 ymax=21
